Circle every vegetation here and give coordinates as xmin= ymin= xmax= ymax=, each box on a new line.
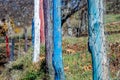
xmin=0 ymin=33 xmax=120 ymax=79
xmin=0 ymin=0 xmax=120 ymax=80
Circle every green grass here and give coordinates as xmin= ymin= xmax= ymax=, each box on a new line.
xmin=0 ymin=13 xmax=120 ymax=80
xmin=63 ymin=52 xmax=92 ymax=80
xmin=62 ymin=37 xmax=92 ymax=80
xmin=105 ymin=14 xmax=120 ymax=23
xmin=1 ymin=33 xmax=119 ymax=80
xmin=63 ymin=33 xmax=120 ymax=80
xmin=105 ymin=14 xmax=120 ymax=32
xmin=0 ymin=34 xmax=119 ymax=80
xmin=106 ymin=33 xmax=120 ymax=43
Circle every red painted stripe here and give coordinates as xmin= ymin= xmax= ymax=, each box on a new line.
xmin=40 ymin=0 xmax=45 ymax=44
xmin=5 ymin=35 xmax=10 ymax=58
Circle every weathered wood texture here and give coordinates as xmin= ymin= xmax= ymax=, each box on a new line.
xmin=43 ymin=0 xmax=54 ymax=79
xmin=87 ymin=0 xmax=110 ymax=80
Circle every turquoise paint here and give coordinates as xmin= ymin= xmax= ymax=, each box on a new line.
xmin=32 ymin=19 xmax=34 ymax=46
xmin=52 ymin=0 xmax=65 ymax=80
xmin=88 ymin=0 xmax=109 ymax=80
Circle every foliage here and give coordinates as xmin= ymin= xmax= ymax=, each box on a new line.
xmin=0 ymin=34 xmax=120 ymax=79
xmin=0 ymin=47 xmax=46 ymax=80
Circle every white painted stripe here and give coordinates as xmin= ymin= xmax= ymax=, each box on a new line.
xmin=33 ymin=0 xmax=41 ymax=63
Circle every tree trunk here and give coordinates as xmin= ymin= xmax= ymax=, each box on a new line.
xmin=80 ymin=11 xmax=86 ymax=33
xmin=43 ymin=0 xmax=54 ymax=79
xmin=52 ymin=0 xmax=65 ymax=80
xmin=40 ymin=0 xmax=45 ymax=44
xmin=33 ymin=0 xmax=41 ymax=63
xmin=87 ymin=0 xmax=110 ymax=80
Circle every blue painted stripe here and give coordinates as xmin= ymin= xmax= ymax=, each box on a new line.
xmin=10 ymin=38 xmax=14 ymax=61
xmin=87 ymin=0 xmax=109 ymax=79
xmin=32 ymin=19 xmax=35 ymax=46
xmin=52 ymin=0 xmax=65 ymax=80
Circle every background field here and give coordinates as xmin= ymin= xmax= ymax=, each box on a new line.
xmin=0 ymin=0 xmax=120 ymax=80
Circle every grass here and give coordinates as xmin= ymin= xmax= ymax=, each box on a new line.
xmin=63 ymin=52 xmax=92 ymax=80
xmin=106 ymin=33 xmax=120 ymax=43
xmin=105 ymin=14 xmax=120 ymax=23
xmin=0 ymin=14 xmax=120 ymax=80
xmin=63 ymin=34 xmax=120 ymax=80
xmin=0 ymin=47 xmax=46 ymax=80
xmin=0 ymin=34 xmax=119 ymax=80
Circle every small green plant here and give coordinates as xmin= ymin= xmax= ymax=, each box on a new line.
xmin=22 ymin=70 xmax=38 ymax=80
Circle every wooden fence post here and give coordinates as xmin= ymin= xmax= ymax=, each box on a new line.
xmin=5 ymin=35 xmax=10 ymax=58
xmin=32 ymin=19 xmax=35 ymax=46
xmin=24 ymin=27 xmax=28 ymax=52
xmin=10 ymin=38 xmax=14 ymax=61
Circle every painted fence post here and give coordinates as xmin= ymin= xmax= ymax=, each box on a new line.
xmin=52 ymin=0 xmax=65 ymax=80
xmin=40 ymin=0 xmax=45 ymax=44
xmin=24 ymin=27 xmax=28 ymax=52
xmin=87 ymin=0 xmax=109 ymax=80
xmin=33 ymin=0 xmax=41 ymax=63
xmin=43 ymin=0 xmax=54 ymax=79
xmin=32 ymin=19 xmax=35 ymax=46
xmin=10 ymin=38 xmax=14 ymax=61
xmin=5 ymin=35 xmax=10 ymax=58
